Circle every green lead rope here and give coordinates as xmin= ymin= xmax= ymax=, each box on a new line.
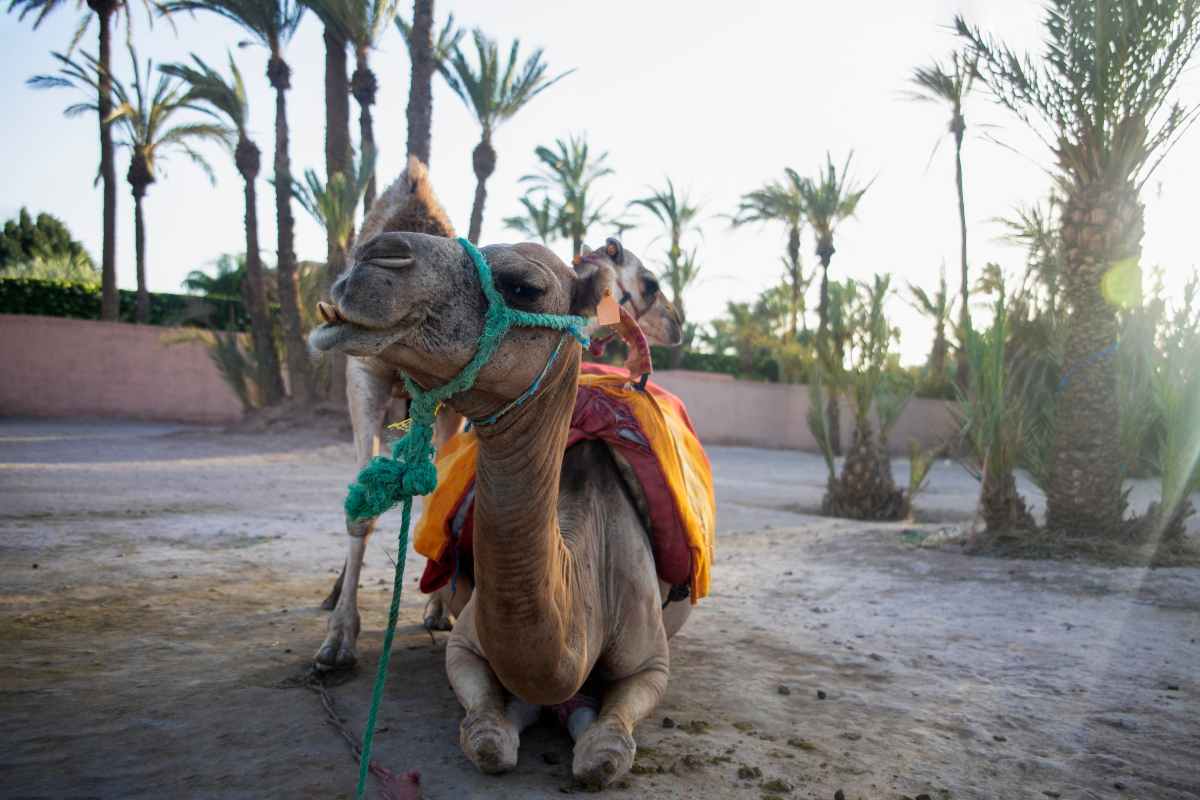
xmin=346 ymin=237 xmax=589 ymax=799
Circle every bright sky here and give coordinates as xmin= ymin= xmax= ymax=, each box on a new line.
xmin=4 ymin=1 xmax=1199 ymax=364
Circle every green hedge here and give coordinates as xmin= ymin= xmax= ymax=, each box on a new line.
xmin=0 ymin=277 xmax=249 ymax=330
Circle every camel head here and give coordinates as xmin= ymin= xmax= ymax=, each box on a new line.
xmin=310 ymin=232 xmax=615 ymax=417
xmin=577 ymin=237 xmax=684 ymax=347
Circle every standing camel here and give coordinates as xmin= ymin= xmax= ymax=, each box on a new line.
xmin=311 ymin=231 xmax=702 ymax=787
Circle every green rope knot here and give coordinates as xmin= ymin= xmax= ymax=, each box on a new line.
xmin=346 ymin=237 xmax=590 ymax=799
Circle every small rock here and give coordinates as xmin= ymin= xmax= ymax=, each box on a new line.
xmin=839 ymin=732 xmax=861 ymax=741
xmin=834 ymin=791 xmax=846 ymax=800
xmin=868 ymin=653 xmax=884 ymax=662
xmin=777 ymin=685 xmax=791 ymax=695
xmin=1165 ymin=684 xmax=1180 ymax=691
xmin=541 ymin=751 xmax=562 ymax=766
xmin=1043 ymin=792 xmax=1062 ymax=799
xmin=738 ymin=765 xmax=763 ymax=780
xmin=170 ymin=574 xmax=179 ymax=579
xmin=993 ymin=735 xmax=1008 ymax=742
xmin=787 ymin=738 xmax=816 ymax=751
xmin=916 ymin=795 xmax=932 ymax=800
xmin=283 ymin=648 xmax=292 ymax=654
xmin=31 ymin=563 xmax=38 ymax=569
xmin=1113 ymin=782 xmax=1126 ymax=790
xmin=817 ymin=690 xmax=827 ymax=700
xmin=662 ymin=716 xmax=676 ymax=728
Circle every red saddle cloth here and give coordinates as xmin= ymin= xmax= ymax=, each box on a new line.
xmin=415 ymin=363 xmax=715 ymax=603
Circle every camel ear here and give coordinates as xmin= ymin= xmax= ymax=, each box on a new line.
xmin=604 ymin=237 xmax=624 ymax=264
xmin=571 ymin=259 xmax=617 ymax=317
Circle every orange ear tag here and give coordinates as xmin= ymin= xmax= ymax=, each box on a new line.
xmin=597 ymin=289 xmax=621 ymax=326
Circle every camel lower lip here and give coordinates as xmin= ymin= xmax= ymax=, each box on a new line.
xmin=308 ymin=321 xmax=405 ymax=355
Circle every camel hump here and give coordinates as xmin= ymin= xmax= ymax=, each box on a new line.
xmin=359 ymin=155 xmax=457 ymax=245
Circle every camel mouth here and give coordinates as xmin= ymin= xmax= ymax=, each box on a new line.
xmin=308 ymin=302 xmax=408 ymax=356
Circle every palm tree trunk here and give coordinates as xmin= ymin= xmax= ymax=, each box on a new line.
xmin=467 ymin=137 xmax=495 ymax=243
xmin=95 ymin=3 xmax=118 ymax=321
xmin=269 ymin=53 xmax=316 ymax=405
xmin=238 ymin=140 xmax=285 ymax=406
xmin=815 ymin=245 xmax=841 ymax=455
xmin=324 ymin=26 xmax=353 ymax=282
xmin=1045 ymin=182 xmax=1141 ymax=537
xmin=132 ymin=187 xmax=148 ymax=324
xmin=351 ymin=51 xmax=377 ymax=211
xmin=406 ymin=0 xmax=435 ymax=165
xmin=787 ymin=224 xmax=801 ymax=339
xmin=954 ymin=128 xmax=970 ymax=389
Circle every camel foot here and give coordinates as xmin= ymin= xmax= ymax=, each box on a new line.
xmin=314 ymin=610 xmax=360 ymax=671
xmin=460 ymin=710 xmax=519 ymax=775
xmin=320 ymin=562 xmax=346 ymax=611
xmin=423 ymin=594 xmax=453 ymax=632
xmin=572 ymin=719 xmax=635 ymax=789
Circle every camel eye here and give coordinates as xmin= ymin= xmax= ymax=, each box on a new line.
xmin=643 ymin=276 xmax=660 ymax=297
xmin=497 ymin=277 xmax=545 ymax=304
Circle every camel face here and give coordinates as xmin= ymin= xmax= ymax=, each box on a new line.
xmin=311 ymin=232 xmax=613 ymax=407
xmin=580 ymin=238 xmax=684 ymax=347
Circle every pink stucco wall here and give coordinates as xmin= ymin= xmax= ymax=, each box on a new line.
xmin=0 ymin=314 xmax=243 ymax=424
xmin=0 ymin=316 xmax=958 ymax=448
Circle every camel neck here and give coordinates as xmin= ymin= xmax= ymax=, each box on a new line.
xmin=469 ymin=345 xmax=587 ymax=699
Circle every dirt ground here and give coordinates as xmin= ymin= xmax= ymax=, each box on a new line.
xmin=1 ymin=418 xmax=1198 ymax=800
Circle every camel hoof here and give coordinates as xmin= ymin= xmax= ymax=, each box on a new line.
xmin=423 ymin=613 xmax=453 ymax=632
xmin=572 ymin=721 xmax=635 ymax=789
xmin=460 ymin=710 xmax=519 ymax=775
xmin=314 ymin=612 xmax=360 ymax=671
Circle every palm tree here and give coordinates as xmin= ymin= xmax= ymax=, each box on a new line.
xmin=907 ymin=266 xmax=951 ymax=380
xmin=112 ymin=49 xmax=230 ymax=323
xmin=521 ymin=134 xmax=615 ymax=257
xmin=162 ymin=52 xmax=286 ymax=405
xmin=957 ymin=0 xmax=1200 ymax=537
xmin=443 ymin=30 xmax=571 ymax=243
xmin=306 ymin=0 xmax=399 ymax=211
xmin=502 ymin=194 xmax=556 ymax=243
xmin=794 ymin=151 xmax=871 ymax=453
xmin=299 ymin=0 xmax=353 ymax=269
xmin=630 ymin=178 xmax=702 ymax=324
xmin=161 ymin=0 xmax=315 ymax=403
xmin=732 ymin=172 xmax=807 ymax=339
xmin=11 ymin=0 xmax=156 ymax=322
xmin=182 ymin=252 xmax=244 ymax=298
xmin=292 ymin=148 xmax=376 ymax=285
xmin=396 ymin=1 xmax=461 ymax=165
xmin=908 ymin=51 xmax=976 ymax=387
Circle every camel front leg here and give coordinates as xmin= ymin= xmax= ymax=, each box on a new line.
xmin=572 ymin=633 xmax=670 ymax=789
xmin=316 ymin=358 xmax=392 ymax=669
xmin=446 ymin=604 xmax=528 ymax=775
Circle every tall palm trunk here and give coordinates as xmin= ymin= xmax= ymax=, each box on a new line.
xmin=786 ymin=224 xmax=801 ymax=339
xmin=268 ymin=53 xmax=315 ymax=404
xmin=91 ymin=0 xmax=119 ymax=321
xmin=815 ymin=240 xmax=841 ymax=455
xmin=406 ymin=0 xmax=434 ymax=164
xmin=127 ymin=155 xmax=152 ymax=323
xmin=467 ymin=136 xmax=496 ymax=243
xmin=324 ymin=26 xmax=353 ymax=281
xmin=351 ymin=48 xmax=377 ymax=211
xmin=953 ymin=121 xmax=970 ymax=388
xmin=1045 ymin=181 xmax=1141 ymax=537
xmin=236 ymin=136 xmax=285 ymax=405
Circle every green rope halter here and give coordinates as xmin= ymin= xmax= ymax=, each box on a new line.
xmin=346 ymin=237 xmax=589 ymax=799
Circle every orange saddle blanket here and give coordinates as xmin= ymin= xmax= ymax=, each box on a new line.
xmin=414 ymin=363 xmax=716 ymax=603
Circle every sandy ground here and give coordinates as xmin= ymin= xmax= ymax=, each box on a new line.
xmin=1 ymin=417 xmax=1198 ymax=800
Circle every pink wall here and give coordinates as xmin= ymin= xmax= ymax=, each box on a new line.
xmin=651 ymin=370 xmax=958 ymax=454
xmin=0 ymin=314 xmax=243 ymax=424
xmin=0 ymin=316 xmax=958 ymax=448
